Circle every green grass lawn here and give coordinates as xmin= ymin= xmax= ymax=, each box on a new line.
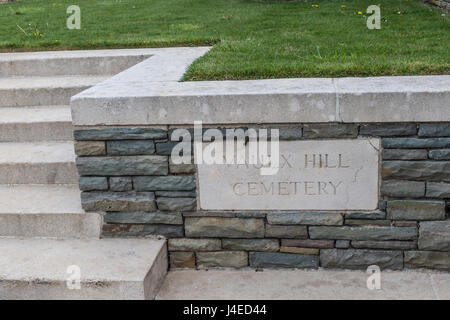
xmin=1 ymin=0 xmax=449 ymax=79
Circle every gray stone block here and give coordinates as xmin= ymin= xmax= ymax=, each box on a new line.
xmin=281 ymin=239 xmax=334 ymax=248
xmin=309 ymin=226 xmax=418 ymax=241
xmin=76 ymin=156 xmax=168 ymax=176
xmin=74 ymin=128 xmax=167 ymax=140
xmin=74 ymin=141 xmax=106 ymax=156
xmin=387 ymin=200 xmax=445 ymax=220
xmin=107 ymin=140 xmax=155 ymax=155
xmin=382 ymin=161 xmax=450 ymax=182
xmin=404 ymin=251 xmax=450 ymax=271
xmin=109 ymin=177 xmax=132 ymax=191
xmin=155 ymin=191 xmax=196 ymax=197
xmin=380 ymin=180 xmax=425 ymax=198
xmin=320 ymin=249 xmax=403 ymax=270
xmin=236 ymin=212 xmax=266 ymax=218
xmin=134 ymin=175 xmax=195 ymax=191
xmin=157 ymin=197 xmax=196 ymax=211
xmin=169 ymin=161 xmax=196 ymax=174
xmin=197 ymin=251 xmax=248 ymax=268
xmin=351 ymin=240 xmax=417 ymax=250
xmin=185 ymin=217 xmax=264 ymax=238
xmin=81 ymin=192 xmax=156 ymax=212
xmin=249 ymin=252 xmax=319 ymax=269
xmin=104 ymin=212 xmax=183 ymax=225
xmin=382 ymin=149 xmax=428 ymax=160
xmin=168 ymin=238 xmax=221 ymax=251
xmin=360 ymin=124 xmax=417 ymax=136
xmin=345 ymin=219 xmax=391 ymax=226
xmin=335 ymin=240 xmax=350 ymax=248
xmin=222 ymin=239 xmax=279 ymax=252
xmin=302 ymin=124 xmax=358 ymax=138
xmin=265 ymin=225 xmax=308 ymax=239
xmin=267 ymin=212 xmax=343 ymax=226
xmin=418 ymin=220 xmax=450 ymax=251
xmin=102 ymin=223 xmax=183 ymax=238
xmin=344 ymin=211 xmax=386 ymax=220
xmin=429 ymin=149 xmax=450 ymax=160
xmin=382 ymin=138 xmax=450 ymax=149
xmin=426 ymin=182 xmax=450 ymax=198
xmin=156 ymin=142 xmax=181 ymax=155
xmin=79 ymin=177 xmax=108 ymax=191
xmin=418 ymin=124 xmax=450 ymax=137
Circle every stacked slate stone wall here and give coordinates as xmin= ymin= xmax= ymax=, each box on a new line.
xmin=74 ymin=123 xmax=450 ymax=271
xmin=426 ymin=0 xmax=450 ymax=11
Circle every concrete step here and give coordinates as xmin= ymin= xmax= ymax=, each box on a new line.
xmin=0 ymin=184 xmax=101 ymax=238
xmin=0 ymin=75 xmax=108 ymax=107
xmin=0 ymin=49 xmax=152 ymax=77
xmin=0 ymin=106 xmax=73 ymax=142
xmin=0 ymin=142 xmax=77 ymax=184
xmin=0 ymin=238 xmax=167 ymax=299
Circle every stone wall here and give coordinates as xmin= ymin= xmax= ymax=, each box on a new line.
xmin=427 ymin=0 xmax=450 ymax=11
xmin=74 ymin=123 xmax=450 ymax=271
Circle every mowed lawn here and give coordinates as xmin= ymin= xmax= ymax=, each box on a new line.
xmin=0 ymin=0 xmax=449 ymax=79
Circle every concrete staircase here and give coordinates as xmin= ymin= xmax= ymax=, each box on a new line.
xmin=0 ymin=50 xmax=167 ymax=299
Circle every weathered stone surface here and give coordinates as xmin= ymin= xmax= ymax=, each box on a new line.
xmin=320 ymin=249 xmax=403 ymax=270
xmin=360 ymin=124 xmax=417 ymax=136
xmin=222 ymin=239 xmax=279 ymax=252
xmin=382 ymin=149 xmax=428 ymax=160
xmin=279 ymin=247 xmax=319 ymax=255
xmin=248 ymin=126 xmax=302 ymax=140
xmin=76 ymin=156 xmax=168 ymax=176
xmin=74 ymin=141 xmax=106 ymax=156
xmin=79 ymin=177 xmax=108 ymax=191
xmin=309 ymin=226 xmax=418 ymax=241
xmin=198 ymin=139 xmax=380 ymax=211
xmin=169 ymin=159 xmax=196 ymax=174
xmin=281 ymin=239 xmax=334 ymax=248
xmin=185 ymin=218 xmax=264 ymax=238
xmin=426 ymin=182 xmax=450 ymax=198
xmin=155 ymin=191 xmax=196 ymax=197
xmin=156 ymin=142 xmax=180 ymax=155
xmin=134 ymin=175 xmax=195 ymax=191
xmin=380 ymin=180 xmax=425 ymax=198
xmin=104 ymin=212 xmax=183 ymax=225
xmin=382 ymin=138 xmax=450 ymax=149
xmin=378 ymin=200 xmax=387 ymax=211
xmin=335 ymin=240 xmax=350 ymax=248
xmin=102 ymin=223 xmax=183 ymax=238
xmin=109 ymin=177 xmax=132 ymax=191
xmin=387 ymin=200 xmax=445 ymax=220
xmin=404 ymin=251 xmax=450 ymax=271
xmin=302 ymin=124 xmax=358 ymax=138
xmin=351 ymin=240 xmax=417 ymax=250
xmin=157 ymin=197 xmax=196 ymax=211
xmin=197 ymin=251 xmax=248 ymax=268
xmin=418 ymin=124 xmax=450 ymax=137
xmin=106 ymin=140 xmax=155 ymax=155
xmin=382 ymin=161 xmax=450 ymax=182
xmin=168 ymin=238 xmax=221 ymax=251
xmin=81 ymin=192 xmax=156 ymax=212
xmin=345 ymin=219 xmax=391 ymax=226
xmin=265 ymin=225 xmax=308 ymax=239
xmin=183 ymin=211 xmax=236 ymax=218
xmin=74 ymin=128 xmax=167 ymax=140
xmin=236 ymin=212 xmax=266 ymax=218
xmin=393 ymin=221 xmax=417 ymax=227
xmin=429 ymin=149 xmax=450 ymax=160
xmin=170 ymin=252 xmax=195 ymax=268
xmin=267 ymin=212 xmax=343 ymax=226
xmin=418 ymin=220 xmax=450 ymax=251
xmin=249 ymin=252 xmax=319 ymax=269
xmin=344 ymin=211 xmax=386 ymax=220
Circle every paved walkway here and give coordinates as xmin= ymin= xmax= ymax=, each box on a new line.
xmin=156 ymin=269 xmax=450 ymax=300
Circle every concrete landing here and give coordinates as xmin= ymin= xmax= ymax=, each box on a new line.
xmin=0 ymin=238 xmax=168 ymax=300
xmin=156 ymin=269 xmax=450 ymax=300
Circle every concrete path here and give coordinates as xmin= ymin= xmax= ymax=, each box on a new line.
xmin=157 ymin=269 xmax=450 ymax=300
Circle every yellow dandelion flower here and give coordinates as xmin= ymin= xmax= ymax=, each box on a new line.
xmin=341 ymin=4 xmax=346 ymax=8
xmin=357 ymin=11 xmax=363 ymax=15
